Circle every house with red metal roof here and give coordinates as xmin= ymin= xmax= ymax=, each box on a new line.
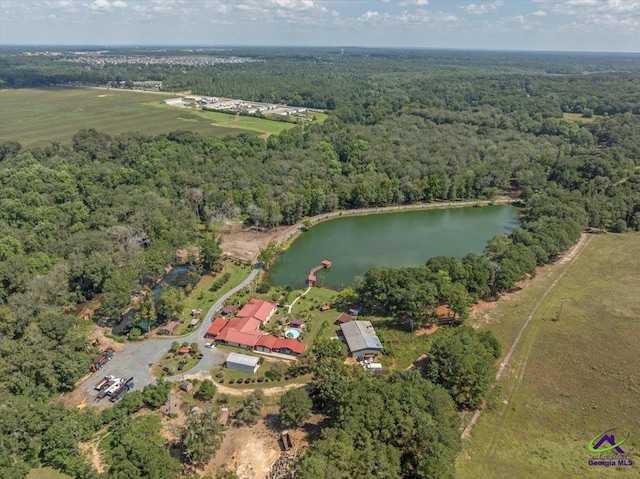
xmin=237 ymin=298 xmax=277 ymax=323
xmin=205 ymin=318 xmax=229 ymax=338
xmin=254 ymin=335 xmax=306 ymax=356
xmin=254 ymin=334 xmax=279 ymax=353
xmin=216 ymin=328 xmax=262 ymax=349
xmin=210 ymin=298 xmax=305 ymax=356
xmin=214 ymin=316 xmax=262 ymax=349
xmin=273 ymin=338 xmax=306 ymax=356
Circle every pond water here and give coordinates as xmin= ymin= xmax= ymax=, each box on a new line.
xmin=116 ymin=264 xmax=201 ymax=333
xmin=269 ymin=205 xmax=520 ymax=289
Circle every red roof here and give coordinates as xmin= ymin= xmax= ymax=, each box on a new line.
xmin=237 ymin=298 xmax=277 ymax=322
xmin=226 ymin=316 xmax=261 ymax=333
xmin=274 ymin=338 xmax=306 ymax=354
xmin=206 ymin=318 xmax=229 ymax=337
xmin=178 ymin=347 xmax=191 ymax=354
xmin=255 ymin=335 xmax=279 ymax=350
xmin=308 ymin=274 xmax=316 ymax=282
xmin=337 ymin=313 xmax=353 ymax=323
xmin=321 ymin=305 xmax=330 ymax=311
xmin=216 ymin=328 xmax=262 ymax=347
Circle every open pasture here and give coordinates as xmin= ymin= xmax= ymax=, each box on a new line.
xmin=0 ymin=87 xmax=295 ymax=147
xmin=458 ymin=233 xmax=640 ymax=478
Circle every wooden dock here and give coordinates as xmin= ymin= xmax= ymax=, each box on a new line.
xmin=307 ymin=260 xmax=332 ymax=286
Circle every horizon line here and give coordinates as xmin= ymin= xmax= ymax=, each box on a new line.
xmin=1 ymin=44 xmax=639 ymax=55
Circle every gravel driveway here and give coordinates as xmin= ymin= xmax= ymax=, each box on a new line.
xmin=79 ymin=265 xmax=261 ymax=404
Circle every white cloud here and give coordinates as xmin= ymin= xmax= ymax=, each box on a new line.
xmin=606 ymin=0 xmax=639 ymax=13
xmin=464 ymin=0 xmax=504 ymax=15
xmin=565 ymin=0 xmax=599 ymax=5
xmin=86 ymin=0 xmax=127 ymax=11
xmin=359 ymin=10 xmax=382 ymax=22
xmin=533 ymin=10 xmax=547 ymax=16
xmin=399 ymin=0 xmax=429 ymax=6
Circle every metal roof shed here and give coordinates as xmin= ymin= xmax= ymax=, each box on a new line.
xmin=340 ymin=320 xmax=383 ymax=358
xmin=225 ymin=352 xmax=260 ymax=374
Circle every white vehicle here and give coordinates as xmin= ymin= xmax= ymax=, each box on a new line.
xmin=205 ymin=342 xmax=215 ymax=348
xmin=105 ymin=378 xmax=124 ymax=396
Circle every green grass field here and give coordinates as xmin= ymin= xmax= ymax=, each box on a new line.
xmin=0 ymin=88 xmax=296 ymax=147
xmin=562 ymin=112 xmax=603 ymax=124
xmin=26 ymin=468 xmax=72 ymax=479
xmin=457 ymin=233 xmax=640 ymax=478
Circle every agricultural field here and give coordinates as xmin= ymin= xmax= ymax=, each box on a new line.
xmin=0 ymin=87 xmax=296 ymax=147
xmin=458 ymin=233 xmax=640 ymax=479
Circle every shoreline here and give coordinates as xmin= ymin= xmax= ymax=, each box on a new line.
xmin=273 ymin=198 xmax=519 ymax=254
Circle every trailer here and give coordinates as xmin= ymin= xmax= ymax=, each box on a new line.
xmin=90 ymin=348 xmax=115 ymax=372
xmin=97 ymin=378 xmax=123 ymax=400
xmin=96 ymin=378 xmax=116 ymax=399
xmin=94 ymin=375 xmax=115 ymax=391
xmin=110 ymin=377 xmax=134 ymax=402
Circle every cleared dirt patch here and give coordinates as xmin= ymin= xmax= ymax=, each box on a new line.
xmin=220 ymin=224 xmax=288 ymax=261
xmin=204 ymin=418 xmax=280 ymax=479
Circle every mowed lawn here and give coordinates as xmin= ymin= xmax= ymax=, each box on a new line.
xmin=0 ymin=87 xmax=295 ymax=147
xmin=457 ymin=233 xmax=640 ymax=479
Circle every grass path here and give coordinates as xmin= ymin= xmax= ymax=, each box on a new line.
xmin=462 ymin=234 xmax=593 ymax=440
xmin=285 ymin=287 xmax=312 ymax=315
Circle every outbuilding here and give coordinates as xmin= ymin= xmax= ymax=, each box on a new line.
xmin=225 ymin=352 xmax=260 ymax=374
xmin=340 ymin=320 xmax=383 ymax=358
xmin=160 ymin=320 xmax=181 ymax=335
xmin=180 ymin=381 xmax=193 ymax=393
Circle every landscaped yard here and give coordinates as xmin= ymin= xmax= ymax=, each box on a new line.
xmin=152 ymin=342 xmax=203 ymax=377
xmin=211 ymin=356 xmax=311 ymax=390
xmin=167 ymin=260 xmax=251 ymax=337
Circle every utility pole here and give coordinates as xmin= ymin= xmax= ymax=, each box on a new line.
xmin=556 ymin=299 xmax=568 ymax=322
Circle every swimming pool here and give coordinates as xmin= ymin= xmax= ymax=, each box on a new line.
xmin=284 ymin=328 xmax=302 ymax=339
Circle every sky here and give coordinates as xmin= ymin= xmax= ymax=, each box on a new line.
xmin=0 ymin=0 xmax=639 ymax=52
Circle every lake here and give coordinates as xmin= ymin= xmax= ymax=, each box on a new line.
xmin=269 ymin=205 xmax=520 ymax=289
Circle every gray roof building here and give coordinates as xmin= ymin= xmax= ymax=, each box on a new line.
xmin=225 ymin=352 xmax=260 ymax=374
xmin=340 ymin=321 xmax=383 ymax=358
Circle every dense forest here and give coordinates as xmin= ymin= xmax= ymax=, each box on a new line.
xmin=1 ymin=47 xmax=639 ymax=478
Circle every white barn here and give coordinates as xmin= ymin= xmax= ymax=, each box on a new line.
xmin=225 ymin=352 xmax=260 ymax=374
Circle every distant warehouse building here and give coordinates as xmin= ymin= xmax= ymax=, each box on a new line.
xmin=340 ymin=321 xmax=383 ymax=358
xmin=225 ymin=352 xmax=260 ymax=374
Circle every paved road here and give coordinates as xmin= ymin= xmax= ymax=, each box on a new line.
xmin=80 ymin=265 xmax=261 ymax=401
